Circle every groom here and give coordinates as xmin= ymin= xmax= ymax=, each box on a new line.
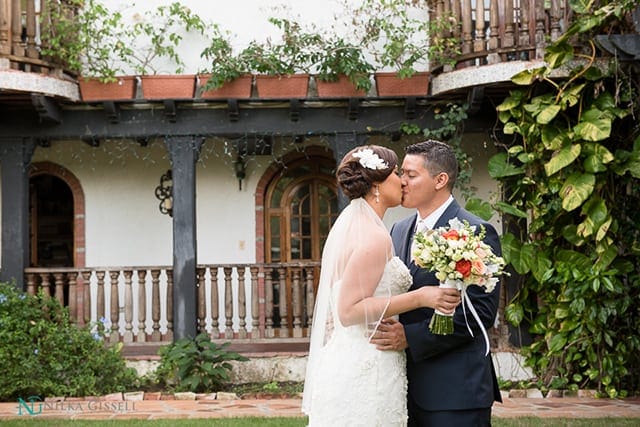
xmin=372 ymin=140 xmax=502 ymax=426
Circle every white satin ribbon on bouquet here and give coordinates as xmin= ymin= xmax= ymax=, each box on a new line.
xmin=444 ymin=278 xmax=491 ymax=357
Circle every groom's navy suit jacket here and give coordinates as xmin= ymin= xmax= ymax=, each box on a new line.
xmin=390 ymin=199 xmax=502 ymax=411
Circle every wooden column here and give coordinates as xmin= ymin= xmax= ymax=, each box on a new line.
xmin=0 ymin=138 xmax=35 ymax=289
xmin=164 ymin=136 xmax=202 ymax=341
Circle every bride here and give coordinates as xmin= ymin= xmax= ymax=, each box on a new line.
xmin=302 ymin=145 xmax=460 ymax=426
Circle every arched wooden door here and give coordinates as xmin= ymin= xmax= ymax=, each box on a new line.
xmin=264 ymin=154 xmax=339 ymax=336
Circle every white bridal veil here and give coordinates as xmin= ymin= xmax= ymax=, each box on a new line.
xmin=302 ymin=197 xmax=392 ymax=414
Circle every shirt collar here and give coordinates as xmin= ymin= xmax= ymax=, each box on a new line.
xmin=416 ymin=195 xmax=454 ymax=230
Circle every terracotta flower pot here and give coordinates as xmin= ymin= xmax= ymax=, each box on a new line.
xmin=78 ymin=76 xmax=137 ymax=102
xmin=254 ymin=74 xmax=309 ymax=99
xmin=140 ymin=75 xmax=196 ymax=100
xmin=315 ymin=75 xmax=367 ymax=98
xmin=199 ymin=74 xmax=253 ymax=99
xmin=374 ymin=72 xmax=430 ymax=97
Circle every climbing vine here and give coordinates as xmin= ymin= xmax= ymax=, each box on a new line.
xmin=489 ymin=0 xmax=640 ymax=397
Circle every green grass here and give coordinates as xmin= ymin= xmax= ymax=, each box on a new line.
xmin=1 ymin=418 xmax=639 ymax=427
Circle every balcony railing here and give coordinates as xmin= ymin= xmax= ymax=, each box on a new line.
xmin=24 ymin=263 xmax=321 ymax=346
xmin=1 ymin=0 xmax=572 ymax=84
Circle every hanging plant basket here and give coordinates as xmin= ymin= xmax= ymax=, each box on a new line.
xmin=199 ymin=74 xmax=253 ymax=99
xmin=140 ymin=75 xmax=196 ymax=100
xmin=78 ymin=76 xmax=137 ymax=102
xmin=315 ymin=74 xmax=367 ymax=98
xmin=255 ymin=74 xmax=309 ymax=99
xmin=374 ymin=72 xmax=430 ymax=97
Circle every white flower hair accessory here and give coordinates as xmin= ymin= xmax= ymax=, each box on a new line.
xmin=352 ymin=148 xmax=388 ymax=170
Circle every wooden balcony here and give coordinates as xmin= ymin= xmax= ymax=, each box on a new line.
xmin=24 ymin=263 xmax=321 ymax=355
xmin=1 ymin=0 xmax=575 ymax=100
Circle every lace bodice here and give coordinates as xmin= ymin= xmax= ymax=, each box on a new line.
xmin=374 ymin=256 xmax=413 ymax=297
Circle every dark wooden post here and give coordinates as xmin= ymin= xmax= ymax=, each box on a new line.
xmin=0 ymin=138 xmax=35 ymax=289
xmin=165 ymin=136 xmax=202 ymax=341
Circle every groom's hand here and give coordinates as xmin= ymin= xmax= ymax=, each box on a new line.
xmin=371 ymin=318 xmax=408 ymax=351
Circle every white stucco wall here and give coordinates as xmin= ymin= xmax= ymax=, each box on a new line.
xmin=103 ymin=0 xmax=427 ymax=75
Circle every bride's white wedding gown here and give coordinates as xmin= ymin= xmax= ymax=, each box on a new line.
xmin=306 ymin=256 xmax=413 ymax=427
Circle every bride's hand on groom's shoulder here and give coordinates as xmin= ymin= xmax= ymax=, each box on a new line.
xmin=421 ymin=286 xmax=461 ymax=314
xmin=370 ymin=318 xmax=407 ymax=351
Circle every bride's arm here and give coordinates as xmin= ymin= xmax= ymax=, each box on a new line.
xmin=338 ymin=231 xmax=459 ymax=327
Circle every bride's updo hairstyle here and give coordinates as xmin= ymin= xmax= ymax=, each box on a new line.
xmin=337 ymin=145 xmax=398 ymax=200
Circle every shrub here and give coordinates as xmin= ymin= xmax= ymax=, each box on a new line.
xmin=156 ymin=332 xmax=248 ymax=393
xmin=0 ymin=281 xmax=138 ymax=400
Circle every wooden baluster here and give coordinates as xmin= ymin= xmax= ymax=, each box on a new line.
xmin=11 ymin=0 xmax=24 ymax=61
xmin=292 ymin=268 xmax=302 ymax=338
xmin=96 ymin=271 xmax=105 ymax=323
xmin=109 ymin=271 xmax=120 ymax=343
xmin=82 ymin=271 xmax=92 ymax=326
xmin=197 ymin=267 xmax=206 ymax=333
xmin=250 ymin=266 xmax=260 ymax=338
xmin=137 ymin=270 xmax=147 ymax=342
xmin=41 ymin=272 xmax=51 ymax=298
xmin=461 ymin=0 xmax=473 ymax=56
xmin=305 ymin=268 xmax=315 ymax=336
xmin=534 ymin=0 xmax=546 ymax=59
xmin=123 ymin=270 xmax=133 ymax=343
xmin=265 ymin=267 xmax=274 ymax=338
xmin=150 ymin=269 xmax=161 ymax=341
xmin=451 ymin=0 xmax=462 ymax=40
xmin=278 ymin=266 xmax=288 ymax=337
xmin=519 ymin=0 xmax=532 ymax=58
xmin=165 ymin=269 xmax=173 ymax=341
xmin=237 ymin=266 xmax=247 ymax=338
xmin=26 ymin=273 xmax=36 ymax=295
xmin=209 ymin=267 xmax=220 ymax=338
xmin=487 ymin=0 xmax=500 ymax=63
xmin=53 ymin=272 xmax=65 ymax=305
xmin=473 ymin=0 xmax=485 ymax=54
xmin=0 ymin=0 xmax=11 ymax=56
xmin=504 ymin=0 xmax=515 ymax=50
xmin=25 ymin=0 xmax=37 ymax=61
xmin=223 ymin=267 xmax=234 ymax=338
xmin=68 ymin=271 xmax=77 ymax=323
xmin=549 ymin=0 xmax=562 ymax=41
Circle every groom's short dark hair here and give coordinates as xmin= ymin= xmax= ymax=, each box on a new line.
xmin=405 ymin=140 xmax=458 ymax=188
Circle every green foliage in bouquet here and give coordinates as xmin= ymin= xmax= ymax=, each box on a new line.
xmin=0 ymin=282 xmax=138 ymax=400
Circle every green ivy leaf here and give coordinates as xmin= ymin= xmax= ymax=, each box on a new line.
xmin=560 ymin=172 xmax=595 ymax=211
xmin=536 ymin=104 xmax=561 ymax=124
xmin=548 ymin=334 xmax=567 ymax=353
xmin=511 ymin=67 xmax=545 ymax=85
xmin=505 ymin=303 xmax=524 ymax=326
xmin=488 ymin=153 xmax=526 ymax=178
xmin=574 ymin=110 xmax=612 ymax=141
xmin=494 ymin=201 xmax=528 ymax=219
xmin=545 ymin=144 xmax=581 ymax=176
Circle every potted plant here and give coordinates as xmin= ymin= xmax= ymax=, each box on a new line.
xmin=128 ymin=2 xmax=207 ymax=100
xmin=244 ymin=17 xmax=320 ymax=99
xmin=313 ymin=35 xmax=375 ymax=98
xmin=198 ymin=24 xmax=253 ymax=99
xmin=40 ymin=0 xmax=137 ymax=101
xmin=353 ymin=0 xmax=459 ymax=96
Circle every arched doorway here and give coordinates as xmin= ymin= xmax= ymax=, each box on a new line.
xmin=29 ymin=174 xmax=74 ymax=267
xmin=256 ymin=147 xmax=340 ymax=336
xmin=29 ymin=162 xmax=86 ymax=268
xmin=264 ymin=154 xmax=338 ymax=264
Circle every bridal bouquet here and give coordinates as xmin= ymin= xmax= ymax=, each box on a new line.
xmin=412 ymin=218 xmax=506 ymax=338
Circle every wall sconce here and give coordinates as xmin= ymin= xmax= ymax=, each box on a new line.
xmin=155 ymin=169 xmax=173 ymax=216
xmin=234 ymin=156 xmax=246 ymax=190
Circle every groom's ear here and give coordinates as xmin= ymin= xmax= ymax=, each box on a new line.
xmin=434 ymin=172 xmax=449 ymax=190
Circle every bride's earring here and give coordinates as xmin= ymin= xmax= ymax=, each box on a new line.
xmin=375 ymin=185 xmax=380 ymax=203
